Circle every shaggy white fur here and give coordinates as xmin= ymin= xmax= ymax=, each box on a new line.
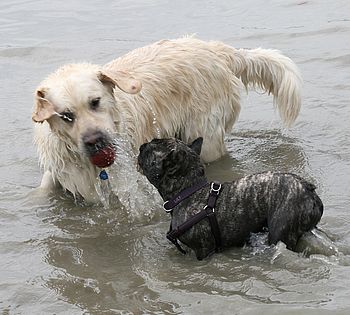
xmin=32 ymin=37 xmax=302 ymax=202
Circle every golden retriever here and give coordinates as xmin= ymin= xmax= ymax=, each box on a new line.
xmin=32 ymin=37 xmax=302 ymax=202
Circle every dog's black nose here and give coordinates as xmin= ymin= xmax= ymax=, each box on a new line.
xmin=82 ymin=130 xmax=109 ymax=154
xmin=83 ymin=130 xmax=105 ymax=145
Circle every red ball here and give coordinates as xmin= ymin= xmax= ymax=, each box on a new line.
xmin=90 ymin=146 xmax=116 ymax=168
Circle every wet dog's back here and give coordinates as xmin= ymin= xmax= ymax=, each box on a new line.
xmin=216 ymin=172 xmax=323 ymax=249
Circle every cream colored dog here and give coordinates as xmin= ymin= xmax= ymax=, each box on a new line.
xmin=32 ymin=37 xmax=302 ymax=202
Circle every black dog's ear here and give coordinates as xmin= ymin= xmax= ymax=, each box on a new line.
xmin=189 ymin=137 xmax=203 ymax=155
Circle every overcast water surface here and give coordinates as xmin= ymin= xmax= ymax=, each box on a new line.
xmin=0 ymin=0 xmax=350 ymax=314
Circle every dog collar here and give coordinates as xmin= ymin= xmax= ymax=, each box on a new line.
xmin=163 ymin=179 xmax=208 ymax=212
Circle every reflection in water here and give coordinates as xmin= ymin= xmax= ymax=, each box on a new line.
xmin=38 ymin=129 xmax=345 ymax=314
xmin=42 ymin=201 xmax=177 ymax=313
xmin=206 ymin=129 xmax=309 ymax=182
xmin=43 ymin=211 xmax=335 ymax=313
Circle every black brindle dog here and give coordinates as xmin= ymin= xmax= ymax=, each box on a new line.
xmin=138 ymin=137 xmax=323 ymax=260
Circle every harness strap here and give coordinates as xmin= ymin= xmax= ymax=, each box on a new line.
xmin=206 ymin=209 xmax=222 ymax=252
xmin=167 ymin=222 xmax=187 ymax=254
xmin=163 ymin=179 xmax=208 ymax=211
xmin=167 ymin=207 xmax=212 ymax=244
xmin=166 ymin=181 xmax=222 ymax=255
xmin=204 ymin=182 xmax=222 ymax=252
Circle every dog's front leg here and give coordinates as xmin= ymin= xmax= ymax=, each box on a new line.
xmin=28 ymin=171 xmax=60 ymax=203
xmin=39 ymin=170 xmax=58 ymax=191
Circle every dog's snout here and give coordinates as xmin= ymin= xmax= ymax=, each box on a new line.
xmin=82 ymin=130 xmax=111 ymax=156
xmin=83 ymin=130 xmax=105 ymax=145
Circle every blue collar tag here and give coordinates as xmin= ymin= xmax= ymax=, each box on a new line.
xmin=99 ymin=170 xmax=109 ymax=180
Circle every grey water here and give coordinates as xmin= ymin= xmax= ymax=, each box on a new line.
xmin=1 ymin=0 xmax=350 ymax=314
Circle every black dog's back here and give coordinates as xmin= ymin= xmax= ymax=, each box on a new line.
xmin=214 ymin=172 xmax=323 ymax=251
xmin=175 ymin=172 xmax=324 ymax=258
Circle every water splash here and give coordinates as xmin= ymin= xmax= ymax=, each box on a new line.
xmin=106 ymin=132 xmax=163 ymax=222
xmin=94 ymin=175 xmax=112 ymax=209
xmin=249 ymin=231 xmax=270 ymax=255
xmin=96 ymin=93 xmax=163 ymax=221
xmin=295 ymin=228 xmax=339 ymax=257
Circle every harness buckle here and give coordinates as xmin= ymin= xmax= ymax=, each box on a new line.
xmin=204 ymin=205 xmax=215 ymax=213
xmin=210 ymin=182 xmax=222 ymax=194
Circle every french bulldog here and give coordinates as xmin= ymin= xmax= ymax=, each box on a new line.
xmin=138 ymin=137 xmax=323 ymax=260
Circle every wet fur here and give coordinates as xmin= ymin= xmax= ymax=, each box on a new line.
xmin=138 ymin=138 xmax=323 ymax=260
xmin=33 ymin=37 xmax=302 ymax=202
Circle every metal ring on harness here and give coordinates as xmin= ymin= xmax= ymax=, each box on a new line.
xmin=210 ymin=182 xmax=221 ymax=194
xmin=163 ymin=201 xmax=173 ymax=212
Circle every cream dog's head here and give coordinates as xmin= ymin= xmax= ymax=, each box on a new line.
xmin=32 ymin=63 xmax=141 ymax=167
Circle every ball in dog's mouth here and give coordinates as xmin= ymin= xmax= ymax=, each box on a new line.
xmin=89 ymin=145 xmax=116 ymax=168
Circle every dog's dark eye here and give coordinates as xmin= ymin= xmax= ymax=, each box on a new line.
xmin=90 ymin=97 xmax=101 ymax=110
xmin=60 ymin=111 xmax=75 ymax=123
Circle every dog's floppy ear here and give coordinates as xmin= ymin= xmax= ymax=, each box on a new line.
xmin=189 ymin=137 xmax=203 ymax=155
xmin=98 ymin=70 xmax=142 ymax=94
xmin=32 ymin=89 xmax=56 ymax=123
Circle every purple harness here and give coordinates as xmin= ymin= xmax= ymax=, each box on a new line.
xmin=163 ymin=180 xmax=223 ymax=255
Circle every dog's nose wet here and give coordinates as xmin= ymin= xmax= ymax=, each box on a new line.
xmin=83 ymin=130 xmax=105 ymax=145
xmin=82 ymin=130 xmax=109 ymax=154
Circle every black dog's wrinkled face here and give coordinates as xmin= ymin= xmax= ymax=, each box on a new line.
xmin=138 ymin=137 xmax=204 ymax=188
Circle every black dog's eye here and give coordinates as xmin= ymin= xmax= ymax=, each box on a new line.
xmin=90 ymin=97 xmax=101 ymax=110
xmin=60 ymin=111 xmax=75 ymax=123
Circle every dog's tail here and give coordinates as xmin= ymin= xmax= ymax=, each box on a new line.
xmin=217 ymin=45 xmax=302 ymax=127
